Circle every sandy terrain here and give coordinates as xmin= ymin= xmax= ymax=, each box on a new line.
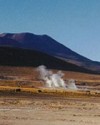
xmin=0 ymin=93 xmax=100 ymax=125
xmin=0 ymin=66 xmax=100 ymax=125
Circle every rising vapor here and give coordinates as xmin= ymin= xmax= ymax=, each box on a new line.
xmin=37 ymin=65 xmax=77 ymax=90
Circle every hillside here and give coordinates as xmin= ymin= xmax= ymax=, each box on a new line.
xmin=0 ymin=32 xmax=100 ymax=73
xmin=0 ymin=47 xmax=94 ymax=73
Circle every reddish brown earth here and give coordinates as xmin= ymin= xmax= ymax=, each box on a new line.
xmin=0 ymin=66 xmax=100 ymax=125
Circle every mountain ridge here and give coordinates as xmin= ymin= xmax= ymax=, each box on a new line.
xmin=0 ymin=32 xmax=100 ymax=73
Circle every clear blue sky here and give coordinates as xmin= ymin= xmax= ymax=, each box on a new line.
xmin=0 ymin=0 xmax=100 ymax=61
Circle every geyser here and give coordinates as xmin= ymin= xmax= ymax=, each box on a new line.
xmin=37 ymin=65 xmax=66 ymax=88
xmin=37 ymin=65 xmax=77 ymax=90
xmin=67 ymin=79 xmax=77 ymax=90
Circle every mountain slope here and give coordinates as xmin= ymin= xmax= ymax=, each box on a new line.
xmin=0 ymin=32 xmax=100 ymax=73
xmin=0 ymin=47 xmax=97 ymax=74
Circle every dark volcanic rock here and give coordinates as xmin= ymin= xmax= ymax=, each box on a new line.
xmin=0 ymin=32 xmax=100 ymax=73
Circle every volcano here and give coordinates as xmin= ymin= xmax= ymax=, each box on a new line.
xmin=0 ymin=32 xmax=100 ymax=74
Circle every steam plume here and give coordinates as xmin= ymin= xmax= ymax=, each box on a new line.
xmin=37 ymin=65 xmax=66 ymax=88
xmin=37 ymin=65 xmax=77 ymax=90
xmin=66 ymin=79 xmax=77 ymax=90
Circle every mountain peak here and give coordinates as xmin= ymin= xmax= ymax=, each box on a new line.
xmin=0 ymin=32 xmax=100 ymax=73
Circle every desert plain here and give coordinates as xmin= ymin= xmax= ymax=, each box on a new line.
xmin=0 ymin=66 xmax=100 ymax=125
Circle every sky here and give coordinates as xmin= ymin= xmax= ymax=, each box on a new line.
xmin=0 ymin=0 xmax=100 ymax=61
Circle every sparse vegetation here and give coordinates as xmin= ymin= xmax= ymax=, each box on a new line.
xmin=0 ymin=66 xmax=99 ymax=98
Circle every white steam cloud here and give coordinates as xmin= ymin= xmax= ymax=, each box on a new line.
xmin=37 ymin=65 xmax=77 ymax=90
xmin=66 ymin=79 xmax=77 ymax=90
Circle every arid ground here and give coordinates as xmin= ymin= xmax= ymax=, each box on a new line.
xmin=0 ymin=66 xmax=100 ymax=125
xmin=0 ymin=93 xmax=100 ymax=125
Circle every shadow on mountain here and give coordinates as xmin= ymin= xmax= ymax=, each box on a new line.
xmin=0 ymin=47 xmax=98 ymax=74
